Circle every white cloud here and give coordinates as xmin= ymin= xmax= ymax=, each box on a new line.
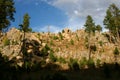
xmin=15 ymin=0 xmax=120 ymax=31
xmin=44 ymin=0 xmax=120 ymax=31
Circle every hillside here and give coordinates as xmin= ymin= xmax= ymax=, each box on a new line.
xmin=0 ymin=27 xmax=119 ymax=69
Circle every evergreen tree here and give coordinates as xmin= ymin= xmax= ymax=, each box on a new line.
xmin=104 ymin=3 xmax=120 ymax=43
xmin=0 ymin=0 xmax=15 ymax=31
xmin=96 ymin=25 xmax=102 ymax=33
xmin=84 ymin=15 xmax=95 ymax=35
xmin=84 ymin=15 xmax=95 ymax=60
xmin=19 ymin=13 xmax=30 ymax=39
xmin=19 ymin=13 xmax=30 ymax=67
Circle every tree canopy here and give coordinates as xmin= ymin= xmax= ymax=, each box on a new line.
xmin=104 ymin=3 xmax=120 ymax=38
xmin=84 ymin=15 xmax=95 ymax=35
xmin=21 ymin=13 xmax=30 ymax=32
xmin=0 ymin=0 xmax=15 ymax=31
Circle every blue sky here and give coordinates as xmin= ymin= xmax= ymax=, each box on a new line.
xmin=11 ymin=0 xmax=120 ymax=32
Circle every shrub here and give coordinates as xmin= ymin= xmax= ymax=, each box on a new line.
xmin=3 ymin=37 xmax=10 ymax=46
xmin=76 ymin=34 xmax=79 ymax=41
xmin=113 ymin=47 xmax=119 ymax=55
xmin=66 ymin=45 xmax=68 ymax=48
xmin=58 ymin=32 xmax=63 ymax=40
xmin=55 ymin=48 xmax=59 ymax=52
xmin=49 ymin=52 xmax=57 ymax=62
xmin=53 ymin=36 xmax=59 ymax=40
xmin=96 ymin=59 xmax=101 ymax=67
xmin=79 ymin=57 xmax=87 ymax=68
xmin=41 ymin=44 xmax=51 ymax=56
xmin=12 ymin=40 xmax=18 ymax=45
xmin=50 ymin=40 xmax=54 ymax=46
xmin=99 ymin=41 xmax=103 ymax=46
xmin=87 ymin=58 xmax=95 ymax=68
xmin=68 ymin=58 xmax=79 ymax=70
xmin=70 ymin=39 xmax=74 ymax=45
xmin=58 ymin=57 xmax=66 ymax=64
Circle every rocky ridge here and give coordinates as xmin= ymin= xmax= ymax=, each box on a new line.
xmin=0 ymin=27 xmax=119 ymax=68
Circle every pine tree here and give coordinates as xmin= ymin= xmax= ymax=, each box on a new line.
xmin=19 ymin=13 xmax=30 ymax=39
xmin=84 ymin=15 xmax=95 ymax=60
xmin=19 ymin=13 xmax=30 ymax=67
xmin=96 ymin=25 xmax=102 ymax=33
xmin=0 ymin=0 xmax=15 ymax=31
xmin=84 ymin=15 xmax=95 ymax=35
xmin=104 ymin=3 xmax=120 ymax=43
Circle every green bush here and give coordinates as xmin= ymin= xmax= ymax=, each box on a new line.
xmin=66 ymin=45 xmax=68 ymax=48
xmin=58 ymin=57 xmax=66 ymax=64
xmin=12 ymin=40 xmax=18 ymax=45
xmin=50 ymin=40 xmax=54 ymax=46
xmin=68 ymin=58 xmax=79 ymax=70
xmin=87 ymin=58 xmax=95 ymax=68
xmin=96 ymin=59 xmax=101 ymax=67
xmin=76 ymin=34 xmax=79 ymax=41
xmin=113 ymin=47 xmax=119 ymax=55
xmin=41 ymin=44 xmax=51 ymax=56
xmin=79 ymin=57 xmax=87 ymax=68
xmin=3 ymin=37 xmax=10 ymax=46
xmin=99 ymin=41 xmax=103 ymax=46
xmin=58 ymin=32 xmax=63 ymax=40
xmin=49 ymin=52 xmax=57 ymax=62
xmin=70 ymin=39 xmax=74 ymax=45
xmin=53 ymin=36 xmax=59 ymax=40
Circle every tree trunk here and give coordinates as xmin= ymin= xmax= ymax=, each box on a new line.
xmin=88 ymin=33 xmax=91 ymax=60
xmin=116 ymin=28 xmax=120 ymax=44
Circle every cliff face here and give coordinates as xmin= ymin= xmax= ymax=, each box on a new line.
xmin=0 ymin=27 xmax=119 ymax=67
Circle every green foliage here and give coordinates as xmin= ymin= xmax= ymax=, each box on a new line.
xmin=87 ymin=58 xmax=95 ymax=68
xmin=76 ymin=34 xmax=79 ymax=41
xmin=3 ymin=37 xmax=10 ymax=46
xmin=12 ymin=40 xmax=18 ymax=45
xmin=96 ymin=59 xmax=101 ymax=67
xmin=53 ymin=35 xmax=59 ymax=40
xmin=62 ymin=29 xmax=65 ymax=33
xmin=96 ymin=25 xmax=102 ymax=32
xmin=23 ymin=61 xmax=32 ymax=70
xmin=41 ymin=44 xmax=51 ymax=56
xmin=85 ymin=36 xmax=89 ymax=43
xmin=19 ymin=13 xmax=30 ymax=32
xmin=104 ymin=3 xmax=120 ymax=38
xmin=28 ymin=27 xmax=32 ymax=32
xmin=84 ymin=15 xmax=95 ymax=35
xmin=79 ymin=57 xmax=88 ymax=68
xmin=99 ymin=41 xmax=103 ymax=46
xmin=50 ymin=40 xmax=54 ymax=46
xmin=68 ymin=58 xmax=79 ymax=70
xmin=49 ymin=51 xmax=57 ymax=62
xmin=66 ymin=45 xmax=69 ymax=48
xmin=58 ymin=32 xmax=63 ymax=40
xmin=0 ymin=0 xmax=16 ymax=31
xmin=70 ymin=39 xmax=74 ymax=45
xmin=58 ymin=57 xmax=66 ymax=64
xmin=113 ymin=47 xmax=119 ymax=55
